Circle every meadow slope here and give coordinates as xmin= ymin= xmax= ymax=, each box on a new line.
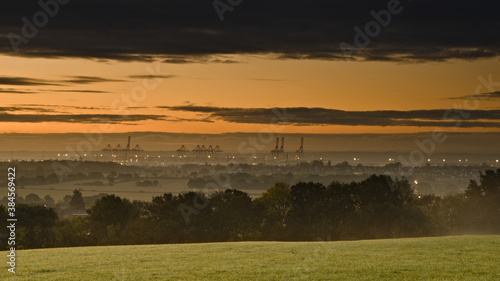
xmin=1 ymin=235 xmax=499 ymax=280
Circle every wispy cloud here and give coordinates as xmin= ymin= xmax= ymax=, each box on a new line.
xmin=0 ymin=113 xmax=168 ymax=124
xmin=45 ymin=89 xmax=111 ymax=94
xmin=162 ymin=56 xmax=240 ymax=64
xmin=128 ymin=74 xmax=175 ymax=79
xmin=0 ymin=76 xmax=60 ymax=86
xmin=448 ymin=91 xmax=500 ymax=101
xmin=9 ymin=104 xmax=107 ymax=111
xmin=0 ymin=107 xmax=55 ymax=113
xmin=162 ymin=105 xmax=500 ymax=128
xmin=0 ymin=75 xmax=127 ymax=94
xmin=0 ymin=75 xmax=127 ymax=86
xmin=0 ymin=88 xmax=36 ymax=94
xmin=62 ymin=76 xmax=127 ymax=84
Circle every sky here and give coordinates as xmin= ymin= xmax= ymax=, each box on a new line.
xmin=0 ymin=0 xmax=499 ymax=152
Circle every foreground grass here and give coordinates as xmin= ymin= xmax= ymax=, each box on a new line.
xmin=1 ymin=235 xmax=499 ymax=280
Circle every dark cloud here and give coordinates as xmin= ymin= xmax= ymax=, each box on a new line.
xmin=0 ymin=1 xmax=498 ymax=62
xmin=0 ymin=76 xmax=60 ymax=86
xmin=0 ymin=113 xmax=167 ymax=124
xmin=126 ymin=106 xmax=148 ymax=109
xmin=45 ymin=89 xmax=111 ymax=93
xmin=0 ymin=75 xmax=127 ymax=89
xmin=0 ymin=106 xmax=54 ymax=113
xmin=163 ymin=58 xmax=196 ymax=64
xmin=62 ymin=76 xmax=127 ymax=84
xmin=162 ymin=56 xmax=239 ymax=64
xmin=0 ymin=88 xmax=110 ymax=94
xmin=128 ymin=75 xmax=175 ymax=79
xmin=163 ymin=106 xmax=500 ymax=128
xmin=10 ymin=104 xmax=107 ymax=111
xmin=448 ymin=91 xmax=500 ymax=101
xmin=0 ymin=88 xmax=35 ymax=94
xmin=209 ymin=59 xmax=239 ymax=64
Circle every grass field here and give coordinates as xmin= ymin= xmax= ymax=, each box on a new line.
xmin=1 ymin=235 xmax=499 ymax=280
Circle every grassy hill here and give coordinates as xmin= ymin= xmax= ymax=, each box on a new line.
xmin=1 ymin=235 xmax=499 ymax=280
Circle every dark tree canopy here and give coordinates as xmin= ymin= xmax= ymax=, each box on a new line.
xmin=2 ymin=170 xmax=499 ymax=249
xmin=69 ymin=189 xmax=85 ymax=210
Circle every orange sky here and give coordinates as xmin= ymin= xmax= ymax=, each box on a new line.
xmin=1 ymin=54 xmax=499 ymax=135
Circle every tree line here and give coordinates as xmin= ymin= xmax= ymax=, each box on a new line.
xmin=1 ymin=170 xmax=499 ymax=249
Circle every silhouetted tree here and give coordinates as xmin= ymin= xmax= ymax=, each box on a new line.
xmin=44 ymin=195 xmax=55 ymax=207
xmin=259 ymin=183 xmax=292 ymax=224
xmin=9 ymin=171 xmax=498 ymax=249
xmin=53 ymin=217 xmax=91 ymax=247
xmin=16 ymin=205 xmax=58 ymax=249
xmin=324 ymin=181 xmax=358 ymax=239
xmin=148 ymin=193 xmax=183 ymax=243
xmin=441 ymin=194 xmax=466 ymax=234
xmin=255 ymin=182 xmax=292 ymax=239
xmin=87 ymin=194 xmax=136 ymax=226
xmin=209 ymin=189 xmax=256 ymax=241
xmin=87 ymin=194 xmax=137 ymax=244
xmin=25 ymin=193 xmax=42 ymax=205
xmin=107 ymin=171 xmax=117 ymax=186
xmin=464 ymin=169 xmax=500 ymax=233
xmin=0 ymin=205 xmax=8 ymax=250
xmin=69 ymin=189 xmax=85 ymax=210
xmin=287 ymin=182 xmax=326 ymax=240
